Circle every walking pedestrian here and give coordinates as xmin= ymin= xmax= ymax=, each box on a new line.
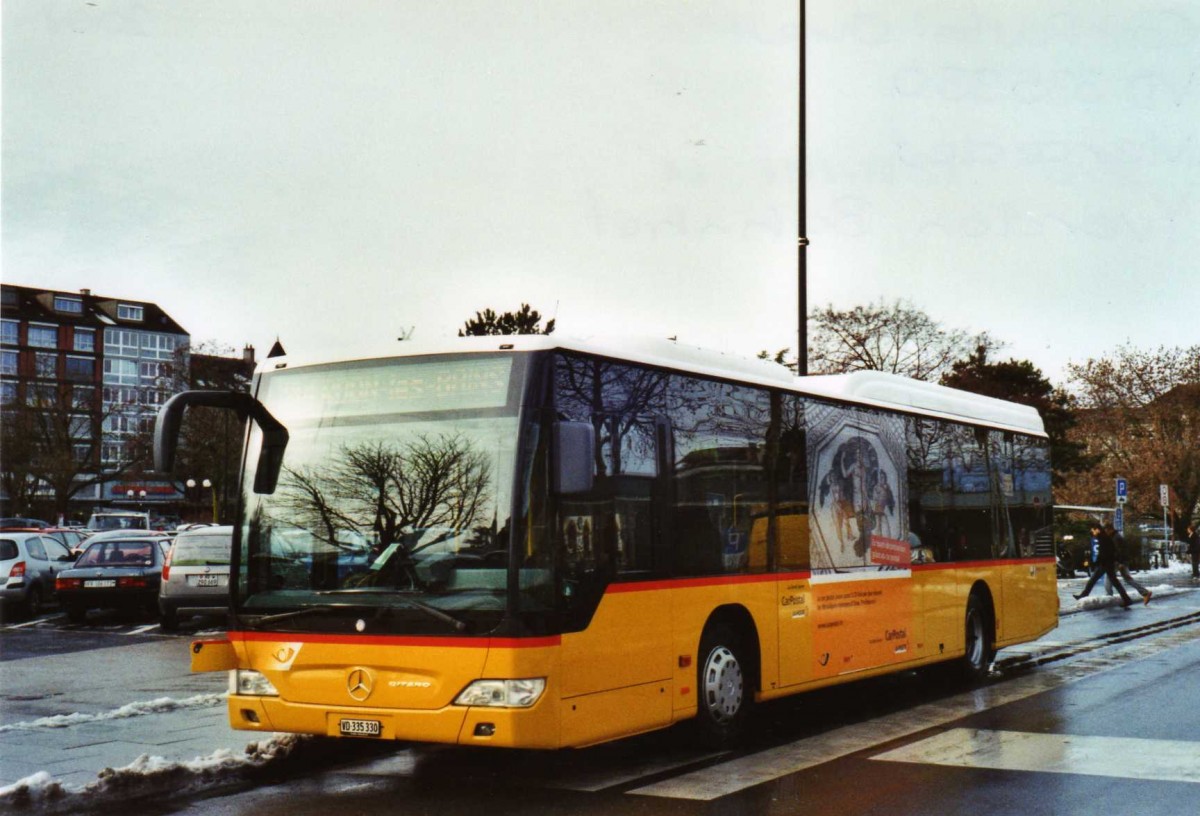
xmin=1074 ymin=521 xmax=1133 ymax=607
xmin=1101 ymin=522 xmax=1151 ymax=605
xmin=1187 ymin=523 xmax=1199 ymax=581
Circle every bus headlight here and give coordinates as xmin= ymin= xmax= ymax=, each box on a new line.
xmin=454 ymin=678 xmax=546 ymax=708
xmin=230 ymin=669 xmax=279 ymax=697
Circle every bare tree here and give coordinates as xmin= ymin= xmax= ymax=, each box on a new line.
xmin=164 ymin=341 xmax=253 ymax=523
xmin=806 ymin=300 xmax=997 ymax=381
xmin=2 ymin=383 xmax=147 ymax=519
xmin=1062 ymin=344 xmax=1200 ymax=533
xmin=277 ymin=434 xmax=493 ymax=551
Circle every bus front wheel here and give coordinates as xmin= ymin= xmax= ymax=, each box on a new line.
xmin=695 ymin=625 xmax=751 ymax=746
xmin=962 ymin=593 xmax=994 ymax=682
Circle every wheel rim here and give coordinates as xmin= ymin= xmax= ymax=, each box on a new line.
xmin=965 ymin=608 xmax=984 ymax=668
xmin=702 ymin=645 xmax=743 ymax=723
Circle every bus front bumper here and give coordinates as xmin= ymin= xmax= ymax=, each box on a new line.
xmin=227 ymin=694 xmax=561 ymax=749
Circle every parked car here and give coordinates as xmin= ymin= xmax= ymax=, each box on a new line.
xmin=86 ymin=511 xmax=151 ymax=532
xmin=1 ymin=531 xmax=78 ymax=619
xmin=159 ymin=525 xmax=232 ymax=630
xmin=55 ymin=536 xmax=170 ymax=623
xmin=0 ymin=517 xmax=50 ymax=529
xmin=38 ymin=528 xmax=90 ymax=557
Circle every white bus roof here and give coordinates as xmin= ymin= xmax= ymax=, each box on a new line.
xmin=260 ymin=335 xmax=1047 ymax=437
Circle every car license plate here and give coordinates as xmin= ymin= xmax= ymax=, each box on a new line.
xmin=339 ymin=718 xmax=382 ymax=737
xmin=193 ymin=575 xmax=221 ymax=587
xmin=84 ymin=579 xmax=116 ymax=588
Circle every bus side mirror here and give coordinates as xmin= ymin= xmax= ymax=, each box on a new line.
xmin=155 ymin=390 xmax=289 ymax=495
xmin=553 ymin=421 xmax=594 ymax=495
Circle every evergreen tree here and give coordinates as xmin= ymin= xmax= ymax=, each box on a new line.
xmin=459 ymin=304 xmax=555 ymax=336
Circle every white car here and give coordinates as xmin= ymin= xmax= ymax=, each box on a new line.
xmin=1 ymin=531 xmax=78 ymax=619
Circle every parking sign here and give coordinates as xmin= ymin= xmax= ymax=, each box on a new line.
xmin=1116 ymin=478 xmax=1127 ymax=504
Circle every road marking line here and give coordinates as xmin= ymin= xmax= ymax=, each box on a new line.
xmin=548 ymin=750 xmax=731 ymax=792
xmin=872 ymin=728 xmax=1200 ymax=784
xmin=1 ymin=619 xmax=49 ymax=629
xmin=630 ymin=623 xmax=1200 ymax=800
xmin=126 ymin=624 xmax=160 ymax=635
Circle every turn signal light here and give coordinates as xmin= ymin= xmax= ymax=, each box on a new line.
xmin=162 ymin=551 xmax=172 ymax=582
xmin=10 ymin=561 xmax=25 ymax=579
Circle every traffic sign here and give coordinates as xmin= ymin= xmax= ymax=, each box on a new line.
xmin=1114 ymin=505 xmax=1124 ymax=533
xmin=1115 ymin=478 xmax=1127 ymax=504
xmin=1160 ymin=484 xmax=1170 ymax=507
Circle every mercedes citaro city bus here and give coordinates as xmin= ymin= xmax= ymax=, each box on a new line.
xmin=156 ymin=336 xmax=1057 ymax=749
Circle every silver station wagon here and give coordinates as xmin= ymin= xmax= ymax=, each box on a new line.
xmin=159 ymin=525 xmax=232 ymax=630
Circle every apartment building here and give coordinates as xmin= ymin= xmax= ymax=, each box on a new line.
xmin=0 ymin=284 xmax=190 ymax=518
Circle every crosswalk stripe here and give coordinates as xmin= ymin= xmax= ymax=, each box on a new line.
xmin=873 ymin=728 xmax=1200 ymax=784
xmin=549 ymin=749 xmax=731 ymax=792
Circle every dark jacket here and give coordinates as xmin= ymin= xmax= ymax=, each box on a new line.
xmin=1094 ymin=531 xmax=1116 ymax=568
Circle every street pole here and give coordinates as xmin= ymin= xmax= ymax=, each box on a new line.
xmin=797 ymin=0 xmax=808 ymax=376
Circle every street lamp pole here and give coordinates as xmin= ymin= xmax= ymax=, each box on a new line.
xmin=797 ymin=0 xmax=809 ymax=377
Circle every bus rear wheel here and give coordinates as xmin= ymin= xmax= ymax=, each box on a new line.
xmin=695 ymin=625 xmax=752 ymax=746
xmin=962 ymin=592 xmax=994 ymax=682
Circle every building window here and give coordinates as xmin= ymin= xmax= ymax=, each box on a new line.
xmin=26 ymin=383 xmax=57 ymax=407
xmin=74 ymin=328 xmax=96 ymax=352
xmin=103 ymin=357 xmax=138 ymax=385
xmin=139 ymin=361 xmax=165 ymax=380
xmin=0 ymin=381 xmax=15 ymax=405
xmin=103 ymin=385 xmax=139 ymax=406
xmin=35 ymin=352 xmax=57 ymax=379
xmin=66 ymin=356 xmax=94 ymax=382
xmin=0 ymin=350 xmax=16 ymax=376
xmin=1 ymin=290 xmax=17 ymax=306
xmin=103 ymin=442 xmax=127 ymax=466
xmin=28 ymin=324 xmax=58 ymax=349
xmin=73 ymin=385 xmax=96 ymax=410
xmin=141 ymin=333 xmax=178 ymax=360
xmin=73 ymin=444 xmax=92 ymax=464
xmin=104 ymin=328 xmax=139 ymax=357
xmin=1 ymin=319 xmax=18 ymax=345
xmin=69 ymin=414 xmax=94 ymax=439
xmin=117 ymin=303 xmax=144 ymax=321
xmin=54 ymin=296 xmax=84 ymax=314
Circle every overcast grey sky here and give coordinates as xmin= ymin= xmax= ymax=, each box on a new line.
xmin=3 ymin=0 xmax=1197 ymax=384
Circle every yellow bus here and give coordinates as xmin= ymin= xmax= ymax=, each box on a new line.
xmin=157 ymin=336 xmax=1057 ymax=749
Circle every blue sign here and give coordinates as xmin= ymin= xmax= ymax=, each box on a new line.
xmin=1116 ymin=478 xmax=1127 ymax=504
xmin=1114 ymin=505 xmax=1124 ymax=533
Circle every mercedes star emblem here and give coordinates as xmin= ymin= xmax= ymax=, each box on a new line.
xmin=347 ymin=668 xmax=374 ymax=702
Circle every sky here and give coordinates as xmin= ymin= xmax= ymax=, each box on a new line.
xmin=2 ymin=0 xmax=1197 ymax=386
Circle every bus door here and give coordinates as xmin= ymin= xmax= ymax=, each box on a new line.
xmin=555 ymin=417 xmax=673 ymax=743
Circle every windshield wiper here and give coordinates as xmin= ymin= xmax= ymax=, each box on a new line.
xmin=390 ymin=597 xmax=467 ymax=633
xmin=243 ymin=606 xmax=335 ymax=628
xmin=315 ymin=589 xmax=468 ymax=633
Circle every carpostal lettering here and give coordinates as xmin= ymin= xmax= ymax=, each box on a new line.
xmin=885 ymin=628 xmax=907 ymax=641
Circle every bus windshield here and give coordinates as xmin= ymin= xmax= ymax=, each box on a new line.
xmin=236 ymin=353 xmax=534 ymax=635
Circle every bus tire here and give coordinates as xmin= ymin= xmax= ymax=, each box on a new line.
xmin=695 ymin=624 xmax=752 ymax=746
xmin=962 ymin=592 xmax=994 ymax=682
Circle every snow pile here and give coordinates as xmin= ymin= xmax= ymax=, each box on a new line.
xmin=0 ymin=693 xmax=223 ymax=734
xmin=0 ymin=733 xmax=305 ymax=813
xmin=1071 ymin=583 xmax=1190 ymax=611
